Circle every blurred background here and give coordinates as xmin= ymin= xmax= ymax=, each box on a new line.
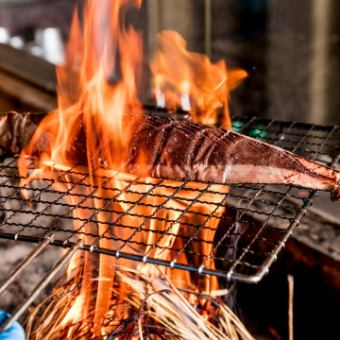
xmin=0 ymin=0 xmax=340 ymax=125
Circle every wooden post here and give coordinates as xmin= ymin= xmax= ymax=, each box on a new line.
xmin=310 ymin=0 xmax=331 ymax=124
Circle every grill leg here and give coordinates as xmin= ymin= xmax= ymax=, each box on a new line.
xmin=0 ymin=233 xmax=54 ymax=296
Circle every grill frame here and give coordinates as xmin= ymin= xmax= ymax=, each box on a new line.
xmin=0 ymin=114 xmax=339 ymax=284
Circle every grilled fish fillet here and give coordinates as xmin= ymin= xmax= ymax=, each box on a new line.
xmin=1 ymin=111 xmax=339 ymax=199
xmin=126 ymin=115 xmax=340 ymax=200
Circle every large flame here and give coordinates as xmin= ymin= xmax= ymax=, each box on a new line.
xmin=18 ymin=0 xmax=249 ymax=338
xmin=19 ymin=0 xmax=143 ymax=177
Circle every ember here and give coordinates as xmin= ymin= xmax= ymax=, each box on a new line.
xmin=16 ymin=0 xmax=250 ymax=338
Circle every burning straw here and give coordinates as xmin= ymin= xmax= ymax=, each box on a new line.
xmin=26 ymin=263 xmax=253 ymax=340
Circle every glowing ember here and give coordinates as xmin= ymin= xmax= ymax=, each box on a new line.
xmin=18 ymin=0 xmax=250 ymax=338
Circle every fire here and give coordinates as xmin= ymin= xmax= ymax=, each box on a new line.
xmin=151 ymin=30 xmax=247 ymax=128
xmin=17 ymin=0 xmax=250 ymax=338
xmin=18 ymin=0 xmax=143 ymax=180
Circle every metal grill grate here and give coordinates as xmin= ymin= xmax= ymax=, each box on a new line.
xmin=0 ymin=115 xmax=339 ymax=285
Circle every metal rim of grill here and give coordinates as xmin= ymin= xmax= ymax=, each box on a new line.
xmin=0 ymin=115 xmax=339 ymax=286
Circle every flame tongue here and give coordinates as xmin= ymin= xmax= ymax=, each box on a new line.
xmin=23 ymin=0 xmax=143 ymax=175
xmin=18 ymin=0 xmax=144 ymax=334
xmin=151 ymin=30 xmax=247 ymax=129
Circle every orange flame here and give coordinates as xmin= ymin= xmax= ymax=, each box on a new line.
xmin=151 ymin=30 xmax=247 ymax=129
xmin=19 ymin=0 xmax=143 ymax=178
xmin=17 ymin=0 xmax=247 ymax=337
xmin=18 ymin=0 xmax=144 ymax=334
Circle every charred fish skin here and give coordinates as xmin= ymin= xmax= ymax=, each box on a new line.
xmin=0 ymin=112 xmax=44 ymax=156
xmin=127 ymin=115 xmax=340 ymax=200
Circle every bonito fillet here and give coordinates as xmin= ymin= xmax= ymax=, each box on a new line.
xmin=126 ymin=115 xmax=340 ymax=200
xmin=1 ymin=112 xmax=339 ymax=200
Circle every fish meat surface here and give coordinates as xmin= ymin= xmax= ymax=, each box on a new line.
xmin=126 ymin=115 xmax=340 ymax=199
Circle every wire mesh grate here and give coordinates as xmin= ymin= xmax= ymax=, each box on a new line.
xmin=0 ymin=115 xmax=339 ymax=283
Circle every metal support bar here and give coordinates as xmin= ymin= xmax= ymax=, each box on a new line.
xmin=0 ymin=240 xmax=82 ymax=333
xmin=0 ymin=233 xmax=54 ymax=296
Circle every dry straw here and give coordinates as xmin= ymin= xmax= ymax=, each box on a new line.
xmin=26 ymin=263 xmax=253 ymax=340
